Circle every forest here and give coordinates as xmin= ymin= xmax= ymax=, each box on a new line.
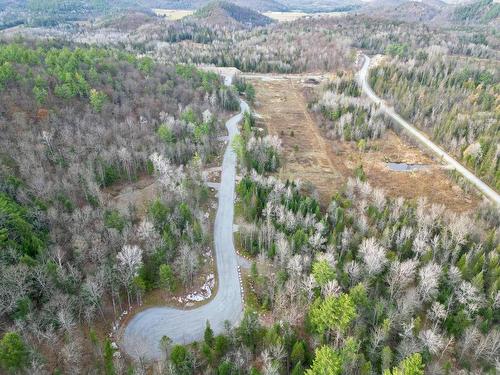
xmin=369 ymin=54 xmax=499 ymax=190
xmin=0 ymin=0 xmax=499 ymax=374
xmin=0 ymin=40 xmax=241 ymax=373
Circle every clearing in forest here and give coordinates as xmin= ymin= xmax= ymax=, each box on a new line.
xmin=249 ymin=76 xmax=341 ymax=205
xmin=249 ymin=76 xmax=478 ymax=211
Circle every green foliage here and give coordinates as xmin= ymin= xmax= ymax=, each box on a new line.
xmin=245 ymin=84 xmax=255 ymax=103
xmin=175 ymin=64 xmax=220 ymax=93
xmin=238 ymin=310 xmax=261 ymax=352
xmin=219 ymin=86 xmax=241 ymax=111
xmin=12 ymin=297 xmax=31 ymax=321
xmin=235 ymin=78 xmax=256 ymax=103
xmin=170 ymin=345 xmax=193 ymax=374
xmin=103 ymin=339 xmax=115 ymax=375
xmin=138 ymin=57 xmax=154 ymax=74
xmin=369 ymin=58 xmax=498 ymax=188
xmin=310 ymin=294 xmax=356 ymax=334
xmin=89 ymin=89 xmax=107 ymax=112
xmin=132 ymin=275 xmax=146 ymax=295
xmin=291 ymin=340 xmax=307 ymax=366
xmin=328 ymin=78 xmax=361 ymax=97
xmin=214 ymin=335 xmax=230 ymax=359
xmin=104 ymin=209 xmax=126 ymax=232
xmin=204 ymin=321 xmax=214 ymax=347
xmin=157 ymin=124 xmax=175 ymax=143
xmin=24 ymin=0 xmax=123 ymax=26
xmin=292 ymin=362 xmax=305 ymax=375
xmin=0 ymin=42 xmax=167 ymax=119
xmin=383 ymin=353 xmax=424 ymax=375
xmin=453 ymin=0 xmax=500 ymax=23
xmin=0 ymin=332 xmax=28 ymax=373
xmin=149 ymin=199 xmax=169 ymax=225
xmin=0 ymin=62 xmax=16 ymax=89
xmin=217 ymin=361 xmax=236 ymax=375
xmin=312 ymin=260 xmax=336 ymax=286
xmin=0 ymin=192 xmax=47 ymax=259
xmin=234 ymin=111 xmax=281 ymax=174
xmin=181 ymin=108 xmax=199 ymax=124
xmin=354 ymin=164 xmax=366 ymax=181
xmin=159 ymin=264 xmax=175 ymax=291
xmin=305 ymin=346 xmax=342 ymax=375
xmin=33 ymin=85 xmax=48 ymax=105
xmin=160 ymin=336 xmax=172 ymax=354
xmin=385 ymin=43 xmax=408 ymax=57
xmin=96 ymin=161 xmax=123 ymax=187
xmin=381 ymin=346 xmax=393 ymax=372
xmin=349 ymin=283 xmax=369 ymax=308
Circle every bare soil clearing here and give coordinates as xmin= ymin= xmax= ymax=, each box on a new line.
xmin=249 ymin=76 xmax=478 ymax=211
xmin=251 ymin=77 xmax=340 ymax=205
xmin=105 ymin=176 xmax=159 ymax=217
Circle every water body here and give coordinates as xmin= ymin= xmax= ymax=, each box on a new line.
xmin=386 ymin=162 xmax=428 ymax=172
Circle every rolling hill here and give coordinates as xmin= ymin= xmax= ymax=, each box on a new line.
xmin=451 ymin=0 xmax=500 ymax=23
xmin=141 ymin=0 xmax=288 ymax=11
xmin=361 ymin=0 xmax=499 ymax=26
xmin=191 ymin=1 xmax=275 ymax=27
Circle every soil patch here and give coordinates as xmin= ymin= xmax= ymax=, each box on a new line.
xmin=249 ymin=76 xmax=478 ymax=212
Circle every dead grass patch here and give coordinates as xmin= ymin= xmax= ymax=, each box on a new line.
xmin=249 ymin=76 xmax=478 ymax=212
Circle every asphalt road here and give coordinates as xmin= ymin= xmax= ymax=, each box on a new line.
xmin=358 ymin=55 xmax=500 ymax=206
xmin=121 ymin=95 xmax=249 ymax=361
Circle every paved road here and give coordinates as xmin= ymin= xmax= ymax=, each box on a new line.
xmin=357 ymin=55 xmax=500 ymax=206
xmin=121 ymin=93 xmax=248 ymax=361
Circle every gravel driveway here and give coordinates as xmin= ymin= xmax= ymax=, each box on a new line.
xmin=121 ymin=96 xmax=249 ymax=361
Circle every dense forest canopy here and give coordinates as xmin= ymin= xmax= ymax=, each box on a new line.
xmin=0 ymin=39 xmax=241 ymax=373
xmin=369 ymin=54 xmax=499 ymax=190
xmin=0 ymin=1 xmax=499 ymax=374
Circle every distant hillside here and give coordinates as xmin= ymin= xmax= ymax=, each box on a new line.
xmin=451 ymin=0 xmax=500 ymax=23
xmin=143 ymin=0 xmax=362 ymax=12
xmin=364 ymin=0 xmax=445 ymax=23
xmin=390 ymin=1 xmax=442 ymax=21
xmin=360 ymin=0 xmax=499 ymax=26
xmin=191 ymin=1 xmax=275 ymax=28
xmin=279 ymin=0 xmax=362 ymax=12
xmin=142 ymin=0 xmax=288 ymax=11
xmin=98 ymin=10 xmax=157 ymax=31
xmin=0 ymin=0 xmax=149 ymax=28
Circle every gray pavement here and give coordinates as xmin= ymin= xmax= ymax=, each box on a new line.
xmin=121 ymin=97 xmax=249 ymax=361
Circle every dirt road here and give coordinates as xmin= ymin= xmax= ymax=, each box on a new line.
xmin=121 ymin=97 xmax=248 ymax=361
xmin=358 ymin=55 xmax=499 ymax=206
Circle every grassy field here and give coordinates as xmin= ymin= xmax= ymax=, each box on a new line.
xmin=154 ymin=8 xmax=194 ymax=20
xmin=248 ymin=75 xmax=478 ymax=211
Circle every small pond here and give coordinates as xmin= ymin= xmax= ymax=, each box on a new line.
xmin=386 ymin=162 xmax=428 ymax=172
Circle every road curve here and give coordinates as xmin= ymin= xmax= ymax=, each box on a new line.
xmin=121 ymin=95 xmax=249 ymax=361
xmin=357 ymin=55 xmax=500 ymax=206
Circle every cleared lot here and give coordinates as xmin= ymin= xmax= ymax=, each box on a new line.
xmin=249 ymin=76 xmax=478 ymax=211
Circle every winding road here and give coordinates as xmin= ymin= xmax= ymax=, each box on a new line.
xmin=358 ymin=55 xmax=500 ymax=206
xmin=121 ymin=85 xmax=248 ymax=360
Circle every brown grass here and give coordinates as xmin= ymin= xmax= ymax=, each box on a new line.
xmin=249 ymin=76 xmax=478 ymax=212
xmin=251 ymin=77 xmax=341 ymax=205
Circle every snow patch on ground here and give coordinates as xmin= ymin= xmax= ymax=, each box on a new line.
xmin=176 ymin=273 xmax=215 ymax=303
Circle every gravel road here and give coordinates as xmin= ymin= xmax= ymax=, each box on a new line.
xmin=358 ymin=55 xmax=500 ymax=206
xmin=121 ymin=95 xmax=249 ymax=361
